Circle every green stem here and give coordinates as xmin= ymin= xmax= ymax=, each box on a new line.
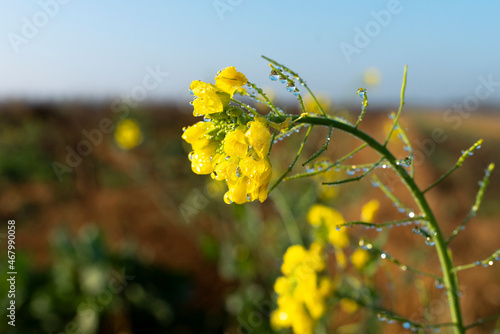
xmin=269 ymin=189 xmax=303 ymax=246
xmin=268 ymin=114 xmax=465 ymax=333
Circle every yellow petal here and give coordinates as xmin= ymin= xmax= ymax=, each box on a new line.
xmin=223 ymin=128 xmax=248 ymax=158
xmin=245 ymin=118 xmax=271 ymax=160
xmin=215 ymin=66 xmax=247 ymax=97
xmin=188 ymin=143 xmax=217 ymax=175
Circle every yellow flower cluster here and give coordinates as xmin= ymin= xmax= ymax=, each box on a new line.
xmin=271 ymin=242 xmax=333 ymax=334
xmin=182 ymin=67 xmax=273 ymax=204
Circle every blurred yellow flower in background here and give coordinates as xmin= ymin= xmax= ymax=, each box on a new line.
xmin=114 ymin=118 xmax=143 ymax=150
xmin=340 ymin=298 xmax=360 ymax=314
xmin=351 ymin=248 xmax=371 ymax=270
xmin=363 ymin=67 xmax=381 ymax=87
xmin=303 ymin=93 xmax=332 ymax=115
xmin=307 ymin=204 xmax=349 ymax=249
xmin=361 ymin=199 xmax=380 ymax=222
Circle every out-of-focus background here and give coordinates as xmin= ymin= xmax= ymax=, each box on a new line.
xmin=0 ymin=1 xmax=499 ymax=333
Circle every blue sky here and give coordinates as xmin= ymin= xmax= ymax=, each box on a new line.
xmin=1 ymin=1 xmax=499 ymax=107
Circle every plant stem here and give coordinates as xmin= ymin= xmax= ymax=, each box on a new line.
xmin=268 ymin=114 xmax=465 ymax=334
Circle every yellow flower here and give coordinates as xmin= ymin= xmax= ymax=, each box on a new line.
xmin=351 ymin=248 xmax=370 ymax=270
xmin=281 ymin=245 xmax=308 ymax=276
xmin=361 ymin=199 xmax=380 ymax=222
xmin=182 ymin=121 xmax=214 ymax=151
xmin=340 ymin=298 xmax=360 ymax=314
xmin=223 ymin=127 xmax=248 ymax=158
xmin=190 ymin=80 xmax=229 ymax=116
xmin=224 ymin=177 xmax=249 ymax=204
xmin=307 ymin=204 xmax=343 ymax=227
xmin=114 ymin=119 xmax=143 ymax=150
xmin=245 ymin=118 xmax=271 ymax=159
xmin=240 ymin=157 xmax=272 ymax=202
xmin=188 ymin=143 xmax=217 ymax=175
xmin=212 ymin=156 xmax=239 ymax=181
xmin=307 ymin=205 xmax=349 ymax=248
xmin=215 ymin=66 xmax=247 ymax=97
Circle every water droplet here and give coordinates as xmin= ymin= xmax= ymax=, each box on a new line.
xmin=376 ymin=227 xmax=383 ymax=232
xmin=377 ymin=313 xmax=386 ymax=322
xmin=400 ymin=265 xmax=407 ymax=271
xmin=347 ymin=169 xmax=355 ymax=176
xmin=475 ymin=261 xmax=481 ymax=266
xmin=408 ymin=212 xmax=415 ymax=218
xmin=371 ymin=181 xmax=379 ymax=187
xmin=279 ymin=76 xmax=287 ymax=84
xmin=404 ymin=146 xmax=411 ymax=151
xmin=189 ymin=89 xmax=194 ymax=95
xmin=403 ymin=322 xmax=411 ymax=329
xmin=476 ymin=145 xmax=481 ymax=149
xmin=435 ymin=280 xmax=445 ymax=289
xmin=398 ymin=207 xmax=405 ymax=213
xmin=224 ymin=192 xmax=233 ymax=204
xmin=380 ymin=253 xmax=387 ymax=259
xmin=425 ymin=238 xmax=435 ymax=246
xmin=269 ymin=71 xmax=279 ymax=81
xmin=286 ymin=85 xmax=296 ymax=93
xmin=335 ymin=226 xmax=341 ymax=231
xmin=359 ymin=240 xmax=373 ymax=250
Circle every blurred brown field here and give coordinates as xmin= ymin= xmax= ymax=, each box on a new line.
xmin=0 ymin=102 xmax=499 ymax=333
